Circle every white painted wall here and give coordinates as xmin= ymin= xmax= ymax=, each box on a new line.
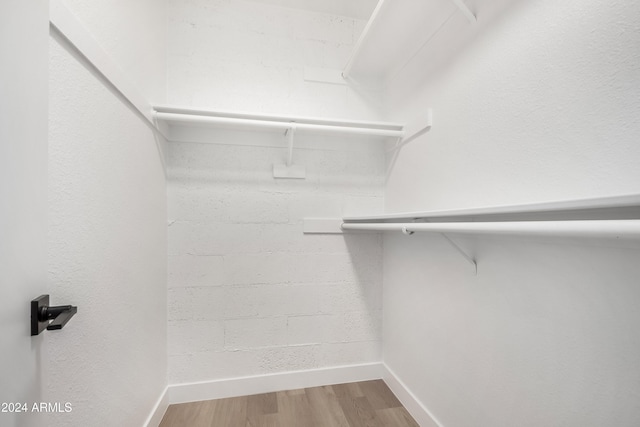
xmin=383 ymin=0 xmax=640 ymax=426
xmin=165 ymin=0 xmax=387 ymax=386
xmin=47 ymin=15 xmax=167 ymax=427
xmin=167 ymin=132 xmax=384 ymax=384
xmin=0 ymin=0 xmax=48 ymax=426
xmin=167 ymin=0 xmax=382 ymax=119
xmin=60 ymin=0 xmax=166 ymax=104
xmin=386 ymin=0 xmax=640 ymax=210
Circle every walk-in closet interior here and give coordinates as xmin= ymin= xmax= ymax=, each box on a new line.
xmin=3 ymin=0 xmax=640 ymax=426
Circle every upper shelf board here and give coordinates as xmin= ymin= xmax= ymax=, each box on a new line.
xmin=153 ymin=105 xmax=405 ymax=138
xmin=344 ymin=0 xmax=477 ymax=85
xmin=154 ymin=106 xmax=404 ymax=130
xmin=343 ymin=194 xmax=640 ymax=222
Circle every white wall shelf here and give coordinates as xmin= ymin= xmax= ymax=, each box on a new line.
xmin=339 ymin=193 xmax=640 ymax=239
xmin=303 ymin=194 xmax=640 ymax=272
xmin=49 ymin=1 xmax=158 ymax=129
xmin=153 ymin=105 xmax=405 ymax=139
xmin=343 ymin=0 xmax=476 ymax=85
xmin=340 ymin=220 xmax=640 ymax=240
xmin=303 ymin=193 xmax=640 ymax=233
xmin=154 ymin=105 xmax=406 ymax=179
xmin=342 ymin=193 xmax=640 ymax=222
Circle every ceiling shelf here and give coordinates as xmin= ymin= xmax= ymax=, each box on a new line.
xmin=343 ymin=0 xmax=477 ymax=86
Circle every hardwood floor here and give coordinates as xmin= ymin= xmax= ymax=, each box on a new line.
xmin=159 ymin=380 xmax=420 ymax=427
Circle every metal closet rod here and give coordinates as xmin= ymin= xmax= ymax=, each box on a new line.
xmin=341 ymin=220 xmax=640 ymax=239
xmin=153 ymin=112 xmax=405 ymax=138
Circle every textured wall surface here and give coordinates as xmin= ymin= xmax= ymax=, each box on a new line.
xmin=386 ymin=0 xmax=640 ymax=210
xmin=166 ymin=0 xmax=381 ymax=119
xmin=165 ymin=0 xmax=387 ymax=385
xmin=47 ymin=32 xmax=167 ymax=426
xmin=167 ymin=134 xmax=384 ymax=384
xmin=382 ymin=0 xmax=640 ymax=426
xmin=61 ymin=0 xmax=166 ymax=103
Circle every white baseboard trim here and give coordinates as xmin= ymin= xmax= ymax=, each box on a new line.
xmin=168 ymin=362 xmax=384 ymax=404
xmin=146 ymin=362 xmax=443 ymax=427
xmin=382 ymin=363 xmax=444 ymax=427
xmin=143 ymin=385 xmax=169 ymax=427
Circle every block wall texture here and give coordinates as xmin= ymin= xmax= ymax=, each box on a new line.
xmin=166 ymin=0 xmax=382 ymax=119
xmin=165 ymin=0 xmax=387 ymax=384
xmin=167 ymin=137 xmax=384 ymax=383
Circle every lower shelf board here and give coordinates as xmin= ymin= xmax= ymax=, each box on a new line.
xmin=159 ymin=379 xmax=419 ymax=427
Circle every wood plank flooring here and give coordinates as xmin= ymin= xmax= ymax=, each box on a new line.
xmin=159 ymin=380 xmax=420 ymax=427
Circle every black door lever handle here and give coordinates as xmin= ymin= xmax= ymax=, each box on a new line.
xmin=41 ymin=305 xmax=78 ymax=330
xmin=31 ymin=295 xmax=78 ymax=336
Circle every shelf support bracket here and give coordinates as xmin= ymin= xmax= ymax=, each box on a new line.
xmin=389 ymin=108 xmax=433 ymax=152
xmin=286 ymin=125 xmax=295 ymax=167
xmin=441 ymin=233 xmax=477 ymax=275
xmin=401 ymin=222 xmax=477 ymax=274
xmin=273 ymin=124 xmax=306 ymax=179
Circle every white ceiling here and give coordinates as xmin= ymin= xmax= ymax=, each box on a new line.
xmin=246 ymin=0 xmax=379 ymax=20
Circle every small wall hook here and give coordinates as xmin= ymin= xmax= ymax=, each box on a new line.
xmin=31 ymin=295 xmax=78 ymax=336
